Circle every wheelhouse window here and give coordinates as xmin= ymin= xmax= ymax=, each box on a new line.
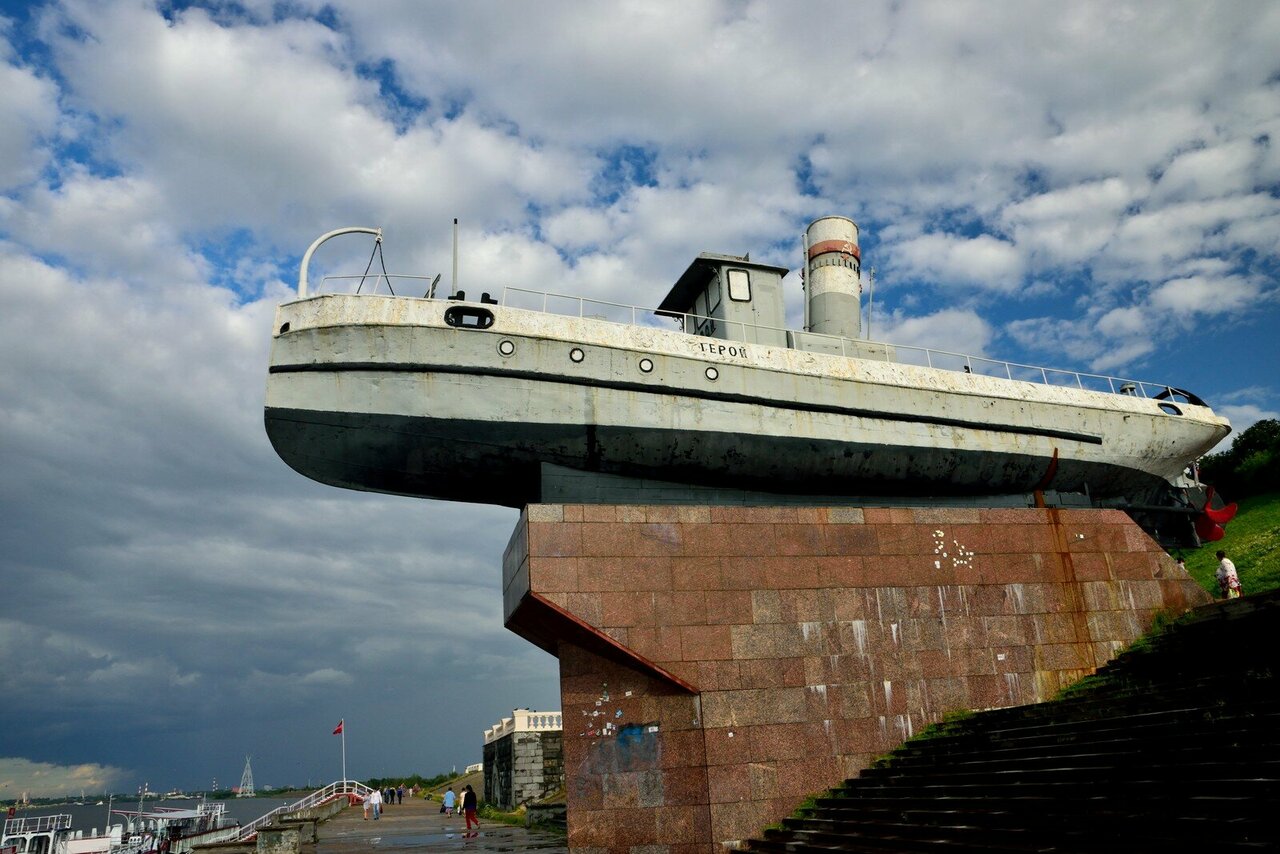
xmin=727 ymin=268 xmax=751 ymax=302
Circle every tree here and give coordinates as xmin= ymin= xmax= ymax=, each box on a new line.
xmin=1199 ymin=419 xmax=1280 ymax=500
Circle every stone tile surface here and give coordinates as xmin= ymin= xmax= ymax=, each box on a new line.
xmin=504 ymin=504 xmax=1210 ymax=852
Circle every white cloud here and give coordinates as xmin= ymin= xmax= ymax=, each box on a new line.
xmin=875 ymin=308 xmax=995 ymax=357
xmin=0 ymin=51 xmax=60 ymax=190
xmin=887 ymin=232 xmax=1025 ymax=291
xmin=1152 ymin=139 xmax=1263 ymax=203
xmin=1149 ymin=273 xmax=1263 ymax=317
xmin=0 ymin=757 xmax=127 ymax=799
xmin=999 ymin=178 xmax=1139 ymax=267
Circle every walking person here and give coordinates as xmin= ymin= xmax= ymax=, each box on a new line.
xmin=443 ymin=787 xmax=456 ymax=816
xmin=397 ymin=784 xmax=404 ymax=804
xmin=1216 ymin=550 xmax=1242 ymax=599
xmin=362 ymin=791 xmax=371 ymax=820
xmin=369 ymin=786 xmax=382 ymax=820
xmin=462 ymin=784 xmax=478 ymax=831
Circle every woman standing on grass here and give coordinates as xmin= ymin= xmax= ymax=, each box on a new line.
xmin=1216 ymin=550 xmax=1242 ymax=599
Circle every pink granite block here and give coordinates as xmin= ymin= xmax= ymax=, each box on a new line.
xmin=822 ymin=523 xmax=882 ymax=556
xmin=1112 ymin=551 xmax=1161 ymax=580
xmin=660 ymin=729 xmax=707 ymax=769
xmin=635 ymin=505 xmax=680 ymax=523
xmin=697 ymin=660 xmax=743 ymax=691
xmin=729 ymin=624 xmax=778 ymax=660
xmin=750 ymin=589 xmax=783 ymax=624
xmin=627 ymin=626 xmax=683 ymax=664
xmin=706 ymin=762 xmax=752 ymax=803
xmin=600 ymin=591 xmax=658 ymax=628
xmin=736 ymin=657 xmax=792 ymax=690
xmin=978 ymin=508 xmax=1050 ymax=525
xmin=870 ymin=523 xmax=923 ymax=555
xmin=679 ymin=624 xmax=734 ymax=661
xmin=923 ymin=676 xmax=968 ymax=710
xmin=1037 ymin=642 xmax=1094 ymax=670
xmin=668 ymin=591 xmax=709 ymax=625
xmin=1033 ymin=612 xmax=1087 ymax=644
xmin=824 ymin=507 xmax=865 ymax=524
xmin=660 ymin=767 xmax=710 ymax=808
xmin=557 ymin=591 xmax=604 ymax=625
xmin=1123 ymin=523 xmax=1159 ymax=552
xmin=710 ymin=801 xmax=775 ymax=849
xmin=983 ymin=614 xmax=1028 ymax=646
xmin=528 ymin=521 xmax=583 ymax=557
xmin=747 ymin=762 xmax=781 ymax=801
xmin=717 ymin=556 xmax=768 ymax=590
xmin=703 ymin=590 xmax=753 ymax=625
xmin=903 ymin=615 xmax=946 ymax=651
xmin=773 ymin=524 xmax=825 ymax=556
xmin=829 ymin=588 xmax=868 ymax=620
xmin=716 ymin=523 xmax=785 ymax=557
xmin=680 ymin=524 xmax=732 ymax=558
xmin=582 ymin=505 xmax=620 ymax=523
xmin=816 ymin=555 xmax=871 ymax=588
xmin=769 ymin=558 xmax=823 ymax=589
xmin=913 ymin=507 xmax=984 ymax=525
xmin=530 ymin=556 xmax=579 ymax=593
xmin=669 ymin=556 xmax=721 ymax=591
xmin=657 ymin=805 xmax=710 ymax=845
xmin=619 ymin=523 xmax=679 ymax=556
xmin=780 ymin=589 xmax=827 ymax=623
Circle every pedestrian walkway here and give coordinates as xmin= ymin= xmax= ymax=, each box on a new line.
xmin=316 ymin=795 xmax=566 ymax=854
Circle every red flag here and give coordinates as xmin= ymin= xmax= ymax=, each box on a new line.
xmin=332 ymin=720 xmax=344 ymax=735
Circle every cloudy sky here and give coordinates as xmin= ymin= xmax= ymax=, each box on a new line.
xmin=2 ymin=0 xmax=1278 ymax=798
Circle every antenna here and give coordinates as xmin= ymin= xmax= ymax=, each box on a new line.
xmin=238 ymin=756 xmax=255 ymax=798
xmin=452 ymin=218 xmax=458 ymax=296
xmin=867 ymin=266 xmax=875 ymax=340
xmin=801 ymin=228 xmax=810 ymax=333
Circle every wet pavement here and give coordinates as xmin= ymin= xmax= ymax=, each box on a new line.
xmin=316 ymin=797 xmax=566 ymax=854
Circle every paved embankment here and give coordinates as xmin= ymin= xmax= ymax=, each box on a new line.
xmin=316 ymin=796 xmax=565 ymax=854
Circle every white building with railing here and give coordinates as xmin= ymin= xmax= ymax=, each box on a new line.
xmin=483 ymin=709 xmax=564 ymax=808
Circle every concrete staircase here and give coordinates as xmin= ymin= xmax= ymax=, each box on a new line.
xmin=748 ymin=590 xmax=1280 ymax=852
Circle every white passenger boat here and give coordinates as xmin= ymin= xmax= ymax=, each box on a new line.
xmin=264 ymin=217 xmax=1232 ymax=545
xmin=2 ymin=814 xmax=120 ymax=854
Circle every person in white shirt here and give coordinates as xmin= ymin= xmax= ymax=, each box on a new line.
xmin=1215 ymin=551 xmax=1242 ymax=599
xmin=369 ymin=787 xmax=383 ymax=820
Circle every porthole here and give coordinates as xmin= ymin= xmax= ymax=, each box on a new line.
xmin=639 ymin=358 xmax=654 ymax=373
xmin=498 ymin=340 xmax=515 ymax=356
xmin=278 ymin=322 xmax=290 ymax=334
xmin=705 ymin=366 xmax=719 ymax=381
xmin=570 ymin=348 xmax=585 ymax=363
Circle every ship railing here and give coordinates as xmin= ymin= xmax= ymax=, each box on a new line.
xmin=496 ymin=287 xmax=1188 ymax=402
xmin=4 ymin=814 xmax=73 ymax=835
xmin=311 ymin=277 xmax=1194 ymax=403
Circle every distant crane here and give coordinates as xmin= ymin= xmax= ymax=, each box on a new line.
xmin=237 ymin=756 xmax=255 ymax=798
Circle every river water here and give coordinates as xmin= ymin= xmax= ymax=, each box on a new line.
xmin=5 ymin=798 xmax=299 ymax=836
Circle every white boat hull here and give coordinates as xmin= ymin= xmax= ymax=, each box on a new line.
xmin=265 ymin=296 xmax=1229 ymax=509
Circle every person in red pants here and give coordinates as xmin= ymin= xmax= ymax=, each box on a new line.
xmin=462 ymin=784 xmax=479 ymax=831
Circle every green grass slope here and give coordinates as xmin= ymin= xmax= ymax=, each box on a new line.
xmin=1179 ymin=490 xmax=1280 ymax=597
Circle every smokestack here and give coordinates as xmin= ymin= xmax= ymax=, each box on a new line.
xmin=804 ymin=215 xmax=861 ymax=339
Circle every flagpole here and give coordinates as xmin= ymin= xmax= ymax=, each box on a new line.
xmin=342 ymin=725 xmax=347 ymax=783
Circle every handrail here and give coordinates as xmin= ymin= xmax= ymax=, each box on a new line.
xmin=196 ymin=780 xmax=374 ymax=844
xmin=298 ymin=228 xmax=382 ymax=298
xmin=294 ymin=279 xmax=1200 ymax=406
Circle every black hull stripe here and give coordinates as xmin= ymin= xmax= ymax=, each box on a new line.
xmin=269 ymin=361 xmax=1104 ymax=446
